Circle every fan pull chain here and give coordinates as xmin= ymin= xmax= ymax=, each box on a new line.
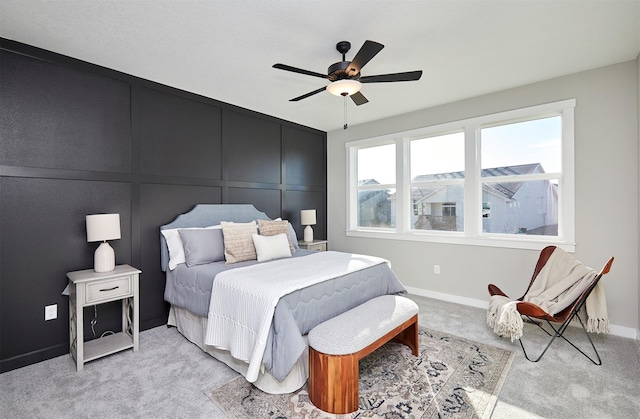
xmin=343 ymin=96 xmax=348 ymax=130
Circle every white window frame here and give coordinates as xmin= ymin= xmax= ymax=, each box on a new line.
xmin=408 ymin=129 xmax=466 ymax=234
xmin=346 ymin=99 xmax=576 ymax=252
xmin=349 ymin=139 xmax=398 ymax=231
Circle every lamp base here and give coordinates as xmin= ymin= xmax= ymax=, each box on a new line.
xmin=304 ymin=225 xmax=314 ymax=243
xmin=94 ymin=241 xmax=116 ymax=272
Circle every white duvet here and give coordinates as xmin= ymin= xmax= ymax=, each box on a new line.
xmin=204 ymin=251 xmax=387 ymax=382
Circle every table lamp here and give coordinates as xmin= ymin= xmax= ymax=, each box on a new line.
xmin=86 ymin=213 xmax=121 ymax=272
xmin=301 ymin=209 xmax=316 ymax=242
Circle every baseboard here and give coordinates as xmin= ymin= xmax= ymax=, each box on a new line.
xmin=141 ymin=315 xmax=169 ymax=331
xmin=406 ymin=286 xmax=638 ymax=340
xmin=0 ymin=343 xmax=68 ymax=373
xmin=1 ymin=315 xmax=168 ymax=375
xmin=607 ymin=324 xmax=638 ymax=340
xmin=406 ymin=286 xmax=489 ymax=309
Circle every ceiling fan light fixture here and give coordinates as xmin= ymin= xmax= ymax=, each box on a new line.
xmin=327 ymin=79 xmax=362 ymax=97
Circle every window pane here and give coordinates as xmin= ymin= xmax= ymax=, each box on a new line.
xmin=482 ymin=180 xmax=558 ymax=235
xmin=358 ymin=188 xmax=395 ymax=228
xmin=410 ymin=185 xmax=464 ymax=231
xmin=358 ymin=144 xmax=395 ymax=185
xmin=411 ymin=132 xmax=465 ymax=179
xmin=481 ymin=116 xmax=561 ymax=174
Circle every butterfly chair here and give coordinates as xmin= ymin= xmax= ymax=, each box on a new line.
xmin=488 ymin=246 xmax=614 ymax=364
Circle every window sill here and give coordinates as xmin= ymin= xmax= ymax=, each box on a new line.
xmin=345 ymin=229 xmax=576 ymax=252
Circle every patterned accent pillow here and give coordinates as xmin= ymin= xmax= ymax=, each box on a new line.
xmin=220 ymin=221 xmax=258 ymax=264
xmin=258 ymin=219 xmax=294 ymax=252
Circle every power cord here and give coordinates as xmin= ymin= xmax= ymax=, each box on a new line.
xmin=90 ymin=305 xmax=98 ymax=337
xmin=90 ymin=305 xmax=116 ymax=338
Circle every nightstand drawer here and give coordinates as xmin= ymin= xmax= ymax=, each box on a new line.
xmin=298 ymin=240 xmax=328 ymax=251
xmin=308 ymin=242 xmax=327 ymax=251
xmin=85 ymin=276 xmax=132 ymax=304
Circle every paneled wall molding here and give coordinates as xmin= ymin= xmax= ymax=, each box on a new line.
xmin=0 ymin=38 xmax=327 ymax=373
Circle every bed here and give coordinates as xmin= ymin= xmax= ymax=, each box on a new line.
xmin=160 ymin=204 xmax=407 ymax=394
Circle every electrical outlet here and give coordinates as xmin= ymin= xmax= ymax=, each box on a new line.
xmin=434 ymin=265 xmax=440 ymax=274
xmin=45 ymin=304 xmax=57 ymax=321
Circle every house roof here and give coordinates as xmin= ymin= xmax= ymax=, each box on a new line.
xmin=1 ymin=1 xmax=637 ymax=132
xmin=410 ymin=163 xmax=543 ymax=200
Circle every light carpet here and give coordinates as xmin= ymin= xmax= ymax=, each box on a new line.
xmin=205 ymin=327 xmax=514 ymax=418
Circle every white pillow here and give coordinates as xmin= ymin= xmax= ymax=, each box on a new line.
xmin=161 ymin=225 xmax=221 ymax=270
xmin=259 ymin=217 xmax=299 ymax=249
xmin=257 ymin=219 xmax=294 ymax=252
xmin=252 ymin=233 xmax=292 ymax=262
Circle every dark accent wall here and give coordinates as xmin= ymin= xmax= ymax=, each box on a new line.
xmin=0 ymin=39 xmax=327 ymax=373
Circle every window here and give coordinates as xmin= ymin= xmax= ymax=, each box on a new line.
xmin=346 ymin=99 xmax=575 ymax=251
xmin=480 ymin=116 xmax=562 ymax=236
xmin=354 ymin=143 xmax=396 ymax=229
xmin=409 ymin=132 xmax=465 ymax=232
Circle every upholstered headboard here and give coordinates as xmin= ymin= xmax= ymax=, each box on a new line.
xmin=160 ymin=204 xmax=269 ymax=272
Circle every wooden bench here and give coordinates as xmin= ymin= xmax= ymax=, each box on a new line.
xmin=307 ymin=295 xmax=419 ymax=414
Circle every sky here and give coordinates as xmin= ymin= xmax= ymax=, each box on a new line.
xmin=357 ymin=116 xmax=562 ymax=185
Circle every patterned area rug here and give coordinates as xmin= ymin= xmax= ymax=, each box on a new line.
xmin=205 ymin=327 xmax=514 ymax=418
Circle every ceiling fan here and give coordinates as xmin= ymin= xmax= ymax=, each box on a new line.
xmin=273 ymin=40 xmax=422 ymax=106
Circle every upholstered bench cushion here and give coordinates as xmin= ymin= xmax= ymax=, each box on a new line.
xmin=308 ymin=295 xmax=418 ymax=355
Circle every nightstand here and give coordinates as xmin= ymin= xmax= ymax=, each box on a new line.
xmin=67 ymin=264 xmax=141 ymax=371
xmin=298 ymin=239 xmax=328 ymax=252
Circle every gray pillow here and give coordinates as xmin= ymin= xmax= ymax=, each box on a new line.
xmin=179 ymin=228 xmax=225 ymax=267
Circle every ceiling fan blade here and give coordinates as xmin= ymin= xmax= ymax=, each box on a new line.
xmin=360 ymin=70 xmax=423 ymax=83
xmin=350 ymin=91 xmax=369 ymax=106
xmin=290 ymin=86 xmax=327 ymax=102
xmin=345 ymin=40 xmax=384 ymax=76
xmin=273 ymin=63 xmax=329 ymax=79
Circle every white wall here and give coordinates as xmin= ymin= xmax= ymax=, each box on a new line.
xmin=637 ymin=51 xmax=640 ymax=339
xmin=328 ymin=60 xmax=639 ymax=334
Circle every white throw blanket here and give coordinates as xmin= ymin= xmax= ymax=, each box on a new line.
xmin=204 ymin=251 xmax=388 ymax=382
xmin=487 ymin=248 xmax=609 ymax=341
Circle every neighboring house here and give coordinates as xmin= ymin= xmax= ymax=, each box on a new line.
xmin=379 ymin=163 xmax=558 ymax=235
xmin=358 ymin=179 xmax=393 ymax=228
xmin=477 ymin=163 xmax=558 ymax=235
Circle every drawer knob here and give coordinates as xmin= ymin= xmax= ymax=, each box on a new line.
xmin=99 ymin=285 xmax=119 ymax=292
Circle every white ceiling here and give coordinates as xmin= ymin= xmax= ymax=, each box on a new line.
xmin=1 ymin=1 xmax=639 ymax=132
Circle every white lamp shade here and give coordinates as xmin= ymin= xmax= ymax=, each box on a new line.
xmin=327 ymin=79 xmax=362 ymax=97
xmin=86 ymin=214 xmax=121 ymax=242
xmin=300 ymin=209 xmax=316 ymax=226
